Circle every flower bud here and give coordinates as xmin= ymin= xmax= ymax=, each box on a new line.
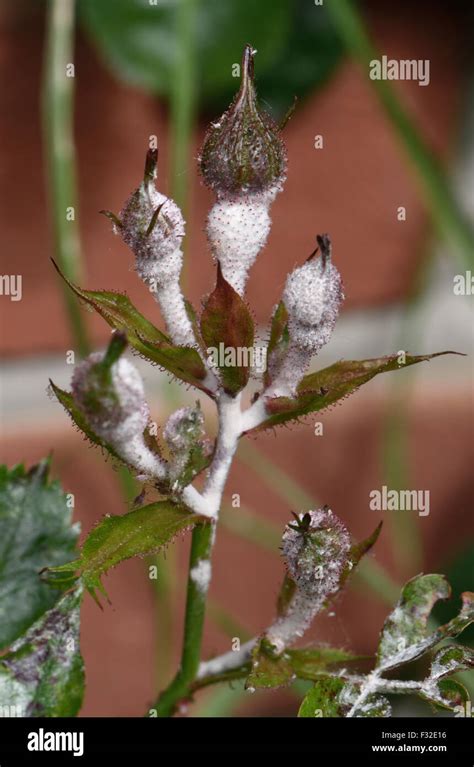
xmin=282 ymin=507 xmax=351 ymax=598
xmin=71 ymin=332 xmax=149 ymax=446
xmin=283 ymin=234 xmax=343 ymax=354
xmin=112 ymin=149 xmax=185 ymax=287
xmin=199 ymin=45 xmax=286 ymax=197
xmin=163 ymin=405 xmax=205 ymax=454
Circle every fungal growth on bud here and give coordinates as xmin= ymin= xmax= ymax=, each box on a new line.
xmin=116 ymin=149 xmax=185 ymax=286
xmin=266 ymin=234 xmax=344 ymax=397
xmin=163 ymin=404 xmax=212 ymax=488
xmin=71 ymin=332 xmax=165 ymax=479
xmin=199 ymin=45 xmax=287 ymax=296
xmin=104 ymin=150 xmax=196 ymax=348
xmin=265 ymin=507 xmax=351 ymax=653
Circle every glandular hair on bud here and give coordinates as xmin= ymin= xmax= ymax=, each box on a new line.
xmin=72 ymin=352 xmax=149 ymax=446
xmin=283 ymin=234 xmax=344 ymax=354
xmin=116 ymin=149 xmax=185 ymax=287
xmin=199 ymin=45 xmax=286 ymax=197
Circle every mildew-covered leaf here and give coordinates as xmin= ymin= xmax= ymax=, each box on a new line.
xmin=377 ymin=575 xmax=474 ymax=671
xmin=299 ymin=678 xmax=391 ymax=718
xmin=0 ymin=588 xmax=84 ymax=717
xmin=46 ymin=501 xmax=205 ymax=603
xmin=0 ymin=461 xmax=79 ymax=650
xmin=420 ymin=678 xmax=470 ymax=713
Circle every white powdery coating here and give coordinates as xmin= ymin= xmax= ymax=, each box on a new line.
xmin=163 ymin=406 xmax=204 ymax=452
xmin=282 ymin=508 xmax=351 ymax=598
xmin=190 ymin=559 xmax=212 ymax=594
xmin=72 ymin=353 xmax=149 ymax=441
xmin=283 ymin=257 xmax=343 ymax=354
xmin=119 ymin=184 xmax=185 ymax=287
xmin=206 ymin=187 xmax=280 ymax=295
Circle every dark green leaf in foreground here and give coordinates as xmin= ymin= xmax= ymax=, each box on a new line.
xmin=51 ymin=261 xmax=210 ymax=394
xmin=46 ymin=501 xmax=205 ymax=603
xmin=0 ymin=588 xmax=84 ymax=717
xmin=0 ymin=461 xmax=79 ymax=650
xmin=254 ymin=353 xmax=462 ymax=431
xmin=200 ymin=265 xmax=254 ymax=395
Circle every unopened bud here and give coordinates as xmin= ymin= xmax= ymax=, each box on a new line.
xmin=283 ymin=234 xmax=343 ymax=354
xmin=110 ymin=149 xmax=185 ymax=287
xmin=199 ymin=45 xmax=286 ymax=197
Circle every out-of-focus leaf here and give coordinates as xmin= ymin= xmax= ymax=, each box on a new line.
xmin=0 ymin=588 xmax=84 ymax=717
xmin=255 ymin=353 xmax=462 ymax=431
xmin=79 ymin=0 xmax=341 ymax=115
xmin=51 ymin=261 xmax=210 ymax=393
xmin=377 ymin=575 xmax=474 ymax=671
xmin=200 ymin=265 xmax=254 ymax=394
xmin=0 ymin=461 xmax=79 ymax=650
xmin=46 ymin=501 xmax=204 ymax=603
xmin=432 ymin=545 xmax=474 ymax=646
xmin=339 ymin=522 xmax=383 ymax=588
xmin=289 ymin=647 xmax=362 ymax=682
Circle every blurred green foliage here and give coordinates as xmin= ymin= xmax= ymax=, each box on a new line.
xmin=79 ymin=0 xmax=343 ymax=115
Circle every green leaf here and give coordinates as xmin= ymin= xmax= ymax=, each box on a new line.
xmin=246 ymin=640 xmax=294 ymax=690
xmin=80 ymin=0 xmax=342 ymax=116
xmin=298 ymin=677 xmax=346 ymax=717
xmin=340 ymin=522 xmax=383 ymax=588
xmin=265 ymin=301 xmax=289 ymax=388
xmin=256 ymin=353 xmax=462 ymax=431
xmin=51 ymin=261 xmax=210 ymax=394
xmin=46 ymin=501 xmax=205 ymax=603
xmin=0 ymin=461 xmax=79 ymax=650
xmin=377 ymin=575 xmax=474 ymax=671
xmin=0 ymin=588 xmax=84 ymax=717
xmin=200 ymin=265 xmax=255 ymax=394
xmin=49 ymin=381 xmax=126 ymax=463
xmin=289 ymin=646 xmax=363 ymax=682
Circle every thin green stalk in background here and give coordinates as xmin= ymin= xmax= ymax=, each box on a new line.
xmin=326 ymin=0 xmax=474 ymax=271
xmin=42 ymin=0 xmax=90 ymax=357
xmin=169 ymin=0 xmax=198 ymax=216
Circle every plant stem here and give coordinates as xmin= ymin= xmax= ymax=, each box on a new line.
xmin=326 ymin=0 xmax=474 ymax=271
xmin=42 ymin=0 xmax=90 ymax=357
xmin=154 ymin=520 xmax=214 ymax=716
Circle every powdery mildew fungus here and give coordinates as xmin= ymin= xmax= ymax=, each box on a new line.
xmin=199 ymin=45 xmax=286 ymax=297
xmin=265 ymin=509 xmax=351 ymax=652
xmin=266 ymin=237 xmax=344 ymax=398
xmin=190 ymin=560 xmax=212 ymax=594
xmin=72 ymin=352 xmax=165 ymax=479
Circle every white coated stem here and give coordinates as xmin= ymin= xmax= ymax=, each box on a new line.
xmin=155 ymin=280 xmax=197 ymax=348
